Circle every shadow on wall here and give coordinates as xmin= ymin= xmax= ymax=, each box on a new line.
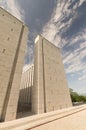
xmin=17 ymin=86 xmax=32 ymax=113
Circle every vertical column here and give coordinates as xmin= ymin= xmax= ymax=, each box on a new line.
xmin=32 ymin=35 xmax=44 ymax=114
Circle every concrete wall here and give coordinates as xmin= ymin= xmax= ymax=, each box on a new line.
xmin=0 ymin=8 xmax=28 ymax=121
xmin=18 ymin=64 xmax=34 ymax=111
xmin=32 ymin=35 xmax=72 ymax=114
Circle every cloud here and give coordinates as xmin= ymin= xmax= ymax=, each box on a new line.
xmin=78 ymin=75 xmax=86 ymax=82
xmin=63 ymin=29 xmax=86 ymax=82
xmin=0 ymin=0 xmax=24 ymax=21
xmin=42 ymin=0 xmax=79 ymax=47
xmin=42 ymin=0 xmax=86 ymax=47
xmin=42 ymin=0 xmax=86 ymax=82
xmin=24 ymin=40 xmax=34 ymax=65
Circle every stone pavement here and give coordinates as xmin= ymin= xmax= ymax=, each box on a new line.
xmin=0 ymin=104 xmax=86 ymax=130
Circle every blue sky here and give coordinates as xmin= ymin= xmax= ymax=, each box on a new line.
xmin=0 ymin=0 xmax=86 ymax=94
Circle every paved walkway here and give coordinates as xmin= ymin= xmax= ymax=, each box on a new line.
xmin=31 ymin=106 xmax=86 ymax=130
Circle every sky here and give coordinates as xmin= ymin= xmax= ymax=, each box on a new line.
xmin=0 ymin=0 xmax=86 ymax=94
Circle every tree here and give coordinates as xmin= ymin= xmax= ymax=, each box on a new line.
xmin=69 ymin=88 xmax=86 ymax=102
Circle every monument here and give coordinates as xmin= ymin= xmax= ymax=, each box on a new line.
xmin=32 ymin=35 xmax=72 ymax=114
xmin=0 ymin=7 xmax=28 ymax=121
xmin=0 ymin=7 xmax=72 ymax=122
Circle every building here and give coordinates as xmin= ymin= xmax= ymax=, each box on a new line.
xmin=0 ymin=7 xmax=72 ymax=122
xmin=0 ymin=7 xmax=28 ymax=121
xmin=18 ymin=64 xmax=34 ymax=112
xmin=32 ymin=35 xmax=72 ymax=114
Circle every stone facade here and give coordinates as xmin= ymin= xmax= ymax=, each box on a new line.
xmin=19 ymin=64 xmax=34 ymax=111
xmin=32 ymin=35 xmax=72 ymax=114
xmin=0 ymin=7 xmax=28 ymax=121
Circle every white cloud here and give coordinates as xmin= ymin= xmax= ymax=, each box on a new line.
xmin=24 ymin=40 xmax=34 ymax=65
xmin=78 ymin=75 xmax=86 ymax=81
xmin=79 ymin=0 xmax=85 ymax=5
xmin=0 ymin=0 xmax=24 ymax=21
xmin=63 ymin=33 xmax=86 ymax=81
xmin=63 ymin=53 xmax=74 ymax=64
xmin=42 ymin=0 xmax=80 ymax=47
xmin=63 ymin=45 xmax=86 ymax=74
xmin=42 ymin=0 xmax=86 ymax=81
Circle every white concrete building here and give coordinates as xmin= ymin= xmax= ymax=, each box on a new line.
xmin=19 ymin=64 xmax=34 ymax=111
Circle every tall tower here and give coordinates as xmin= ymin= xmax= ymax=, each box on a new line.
xmin=32 ymin=35 xmax=72 ymax=114
xmin=0 ymin=8 xmax=28 ymax=121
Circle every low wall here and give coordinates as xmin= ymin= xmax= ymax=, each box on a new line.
xmin=0 ymin=105 xmax=86 ymax=130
